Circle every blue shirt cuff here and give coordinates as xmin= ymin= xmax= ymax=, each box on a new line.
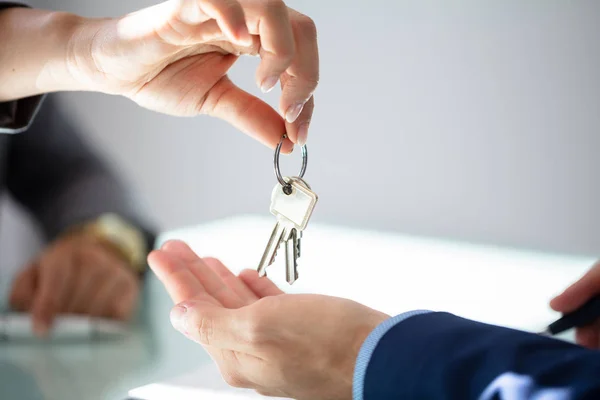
xmin=353 ymin=310 xmax=432 ymax=400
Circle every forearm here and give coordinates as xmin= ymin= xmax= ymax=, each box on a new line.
xmin=0 ymin=7 xmax=86 ymax=101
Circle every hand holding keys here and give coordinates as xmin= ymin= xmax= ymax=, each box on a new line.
xmin=257 ymin=135 xmax=318 ymax=284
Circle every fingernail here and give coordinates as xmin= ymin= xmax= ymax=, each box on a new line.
xmin=285 ymin=102 xmax=304 ymax=123
xmin=170 ymin=305 xmax=188 ymax=333
xmin=297 ymin=123 xmax=309 ymax=146
xmin=260 ymin=76 xmax=279 ymax=93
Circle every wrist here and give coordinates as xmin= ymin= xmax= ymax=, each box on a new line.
xmin=338 ymin=311 xmax=389 ymax=395
xmin=0 ymin=8 xmax=88 ymax=100
xmin=36 ymin=10 xmax=91 ymax=94
xmin=63 ymin=213 xmax=149 ymax=276
xmin=63 ymin=16 xmax=115 ymax=94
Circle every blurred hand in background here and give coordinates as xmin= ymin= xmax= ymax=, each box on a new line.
xmin=9 ymin=230 xmax=141 ymax=337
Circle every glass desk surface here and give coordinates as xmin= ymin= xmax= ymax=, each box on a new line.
xmin=0 ymin=215 xmax=593 ymax=400
xmin=0 ymin=273 xmax=210 ymax=400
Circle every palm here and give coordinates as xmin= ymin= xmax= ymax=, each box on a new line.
xmin=131 ymin=51 xmax=237 ymax=117
xmin=148 ymin=240 xmax=284 ymax=376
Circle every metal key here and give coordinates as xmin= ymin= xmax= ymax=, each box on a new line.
xmin=284 ymin=228 xmax=299 ymax=284
xmin=257 ymin=176 xmax=318 ymax=283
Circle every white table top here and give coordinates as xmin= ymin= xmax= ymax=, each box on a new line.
xmin=158 ymin=215 xmax=595 ymax=333
xmin=0 ymin=215 xmax=594 ymax=399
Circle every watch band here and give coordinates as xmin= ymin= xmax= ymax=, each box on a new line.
xmin=68 ymin=213 xmax=148 ymax=274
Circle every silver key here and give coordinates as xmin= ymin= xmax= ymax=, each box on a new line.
xmin=284 ymin=228 xmax=299 ymax=284
xmin=257 ymin=177 xmax=318 ymax=283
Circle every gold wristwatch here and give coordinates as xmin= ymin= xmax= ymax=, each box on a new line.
xmin=76 ymin=213 xmax=148 ymax=274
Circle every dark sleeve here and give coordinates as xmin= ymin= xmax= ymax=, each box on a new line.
xmin=0 ymin=1 xmax=45 ymax=134
xmin=5 ymin=94 xmax=156 ymax=252
xmin=357 ymin=312 xmax=600 ymax=400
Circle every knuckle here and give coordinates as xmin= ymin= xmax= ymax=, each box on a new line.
xmin=78 ymin=246 xmax=101 ymax=263
xmin=244 ymin=300 xmax=278 ymax=345
xmin=277 ymin=41 xmax=296 ymax=61
xmin=245 ymin=317 xmax=268 ymax=346
xmin=294 ymin=14 xmax=317 ymax=38
xmin=262 ymin=0 xmax=286 ymax=14
xmin=221 ymin=0 xmax=243 ymax=17
xmin=197 ymin=316 xmax=214 ymax=345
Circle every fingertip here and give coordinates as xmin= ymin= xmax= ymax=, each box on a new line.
xmin=260 ymin=75 xmax=279 ymax=94
xmin=239 ymin=269 xmax=259 ymax=280
xmin=170 ymin=304 xmax=188 ymax=333
xmin=33 ymin=316 xmax=50 ymax=338
xmin=576 ymin=326 xmax=599 ymax=349
xmin=161 ymin=239 xmax=187 ymax=252
xmin=161 ymin=240 xmax=201 ymax=263
xmin=549 ymin=295 xmax=563 ymax=311
xmin=296 ymin=122 xmax=309 ymax=147
xmin=234 ymin=29 xmax=253 ymax=47
xmin=281 ymin=138 xmax=294 ymax=154
xmin=147 ymin=249 xmax=160 ymax=262
xmin=283 ymin=96 xmax=313 ymax=146
xmin=239 ymin=269 xmax=284 ymax=297
xmin=147 ymin=249 xmax=165 ymax=270
xmin=284 ymin=102 xmax=304 ymax=124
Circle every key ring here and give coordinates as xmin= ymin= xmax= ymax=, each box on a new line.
xmin=274 ymin=134 xmax=307 ymax=195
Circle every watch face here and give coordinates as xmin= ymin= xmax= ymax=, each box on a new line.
xmin=95 ymin=214 xmax=147 ymax=269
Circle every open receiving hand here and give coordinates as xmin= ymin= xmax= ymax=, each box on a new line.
xmin=148 ymin=240 xmax=389 ymax=400
xmin=551 ymin=260 xmax=600 ymax=348
xmin=69 ymin=0 xmax=318 ymax=149
xmin=9 ymin=232 xmax=140 ymax=337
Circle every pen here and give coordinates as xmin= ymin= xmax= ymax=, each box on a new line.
xmin=539 ymin=295 xmax=600 ymax=336
xmin=0 ymin=313 xmax=129 ymax=340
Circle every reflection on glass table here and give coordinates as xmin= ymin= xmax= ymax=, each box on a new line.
xmin=0 ymin=215 xmax=594 ymax=400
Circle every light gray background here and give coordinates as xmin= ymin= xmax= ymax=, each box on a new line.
xmin=2 ymin=0 xmax=599 ymax=273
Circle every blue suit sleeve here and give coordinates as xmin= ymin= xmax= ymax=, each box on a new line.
xmin=354 ymin=311 xmax=600 ymax=400
xmin=0 ymin=1 xmax=45 ymax=134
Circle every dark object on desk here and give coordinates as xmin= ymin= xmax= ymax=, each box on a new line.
xmin=540 ymin=295 xmax=600 ymax=336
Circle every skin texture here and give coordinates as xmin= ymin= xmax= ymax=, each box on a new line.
xmin=9 ymin=232 xmax=140 ymax=337
xmin=551 ymin=260 xmax=600 ymax=348
xmin=148 ymin=240 xmax=389 ymax=399
xmin=0 ymin=0 xmax=319 ymax=148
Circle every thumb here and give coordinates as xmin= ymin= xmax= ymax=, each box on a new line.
xmin=170 ymin=300 xmax=252 ymax=353
xmin=550 ymin=263 xmax=600 ymax=313
xmin=9 ymin=264 xmax=38 ymax=311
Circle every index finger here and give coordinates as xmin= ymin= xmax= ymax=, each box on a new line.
xmin=32 ymin=256 xmax=73 ymax=336
xmin=148 ymin=249 xmax=220 ymax=306
xmin=160 ymin=241 xmax=245 ymax=308
xmin=550 ymin=262 xmax=600 ymax=313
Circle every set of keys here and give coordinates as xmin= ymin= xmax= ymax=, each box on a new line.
xmin=257 ymin=135 xmax=318 ymax=284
